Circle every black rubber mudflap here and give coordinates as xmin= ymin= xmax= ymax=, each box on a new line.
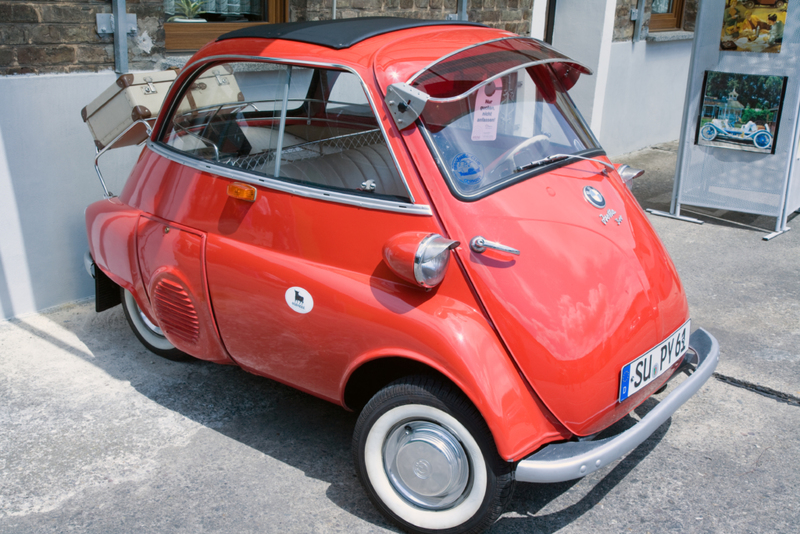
xmin=95 ymin=267 xmax=121 ymax=312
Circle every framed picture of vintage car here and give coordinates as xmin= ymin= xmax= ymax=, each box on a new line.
xmin=696 ymin=70 xmax=788 ymax=154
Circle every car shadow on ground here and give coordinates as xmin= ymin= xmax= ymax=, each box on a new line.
xmin=14 ymin=305 xmax=671 ymax=533
xmin=491 ymin=406 xmax=670 ymax=533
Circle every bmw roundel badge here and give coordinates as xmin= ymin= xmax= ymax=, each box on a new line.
xmin=583 ymin=186 xmax=606 ymax=209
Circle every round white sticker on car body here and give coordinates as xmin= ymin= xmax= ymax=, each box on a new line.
xmin=285 ymin=287 xmax=314 ymax=314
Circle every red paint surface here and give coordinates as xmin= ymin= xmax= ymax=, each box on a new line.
xmin=403 ymin=131 xmax=689 ymax=435
xmin=85 ymin=25 xmax=691 ymax=462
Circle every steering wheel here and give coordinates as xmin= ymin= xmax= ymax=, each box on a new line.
xmin=483 ymin=134 xmax=551 ymax=180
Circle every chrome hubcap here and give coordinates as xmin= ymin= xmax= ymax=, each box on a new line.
xmin=383 ymin=421 xmax=470 ymax=510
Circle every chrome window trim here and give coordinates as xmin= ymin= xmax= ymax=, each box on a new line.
xmin=147 ymin=140 xmax=432 ymax=216
xmin=424 ymin=58 xmax=590 ymax=105
xmin=405 ymin=36 xmax=592 ymax=85
xmin=160 ymin=54 xmax=417 ymax=205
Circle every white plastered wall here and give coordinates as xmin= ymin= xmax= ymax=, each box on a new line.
xmin=550 ymin=0 xmax=693 ymax=157
xmin=530 ymin=0 xmax=549 ymax=40
xmin=0 ymin=72 xmax=142 ymax=320
xmin=600 ymin=39 xmax=693 ymax=156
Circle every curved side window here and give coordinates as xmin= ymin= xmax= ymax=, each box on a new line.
xmin=160 ymin=62 xmax=409 ymax=201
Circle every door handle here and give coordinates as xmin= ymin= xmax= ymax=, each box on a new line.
xmin=469 ymin=236 xmax=520 ymax=256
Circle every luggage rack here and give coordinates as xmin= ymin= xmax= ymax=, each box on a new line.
xmin=93 ymin=118 xmax=156 ymax=199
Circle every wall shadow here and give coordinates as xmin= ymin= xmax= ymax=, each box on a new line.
xmin=0 ymin=256 xmax=15 ymax=320
xmin=0 ymin=75 xmax=140 ymax=320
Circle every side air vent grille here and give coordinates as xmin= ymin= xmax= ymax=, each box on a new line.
xmin=152 ymin=279 xmax=200 ymax=345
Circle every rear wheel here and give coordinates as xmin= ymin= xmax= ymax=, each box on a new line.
xmin=353 ymin=376 xmax=514 ymax=534
xmin=120 ymin=288 xmax=191 ymax=361
xmin=753 ymin=130 xmax=772 ymax=150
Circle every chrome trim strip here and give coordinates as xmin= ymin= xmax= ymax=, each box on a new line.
xmin=273 ymin=67 xmax=291 ymax=177
xmin=515 ymin=328 xmax=719 ymax=484
xmin=407 ymin=37 xmax=519 ymax=84
xmin=406 ymin=36 xmax=593 ymax=85
xmin=146 ymin=141 xmax=432 ymax=216
xmin=424 ymin=59 xmax=592 ymax=105
xmin=162 ymin=54 xmax=417 ymax=204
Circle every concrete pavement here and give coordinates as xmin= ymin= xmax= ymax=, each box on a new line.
xmin=1 ymin=142 xmax=798 ymax=533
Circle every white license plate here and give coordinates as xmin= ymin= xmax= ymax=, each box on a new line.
xmin=618 ymin=320 xmax=690 ymax=402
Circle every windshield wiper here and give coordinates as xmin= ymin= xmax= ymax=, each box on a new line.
xmin=514 ymin=154 xmax=571 ymax=173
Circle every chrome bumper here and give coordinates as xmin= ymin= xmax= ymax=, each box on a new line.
xmin=515 ymin=328 xmax=719 ymax=484
xmin=84 ymin=250 xmax=95 ymax=278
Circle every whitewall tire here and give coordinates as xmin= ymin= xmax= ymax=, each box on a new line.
xmin=120 ymin=288 xmax=190 ymax=361
xmin=353 ymin=376 xmax=514 ymax=534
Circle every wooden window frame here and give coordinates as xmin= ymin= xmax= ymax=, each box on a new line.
xmin=165 ymin=0 xmax=288 ymax=51
xmin=649 ymin=0 xmax=685 ymax=32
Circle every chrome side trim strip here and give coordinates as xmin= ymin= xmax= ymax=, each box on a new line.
xmin=161 ymin=54 xmax=417 ymax=204
xmin=515 ymin=328 xmax=719 ymax=484
xmin=146 ymin=141 xmax=432 ymax=216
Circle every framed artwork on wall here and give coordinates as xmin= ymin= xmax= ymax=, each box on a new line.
xmin=719 ymin=0 xmax=788 ymax=53
xmin=696 ymin=70 xmax=788 ymax=154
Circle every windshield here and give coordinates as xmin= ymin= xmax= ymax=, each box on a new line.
xmin=414 ymin=39 xmax=601 ymax=199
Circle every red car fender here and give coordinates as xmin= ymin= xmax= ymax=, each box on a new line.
xmin=340 ymin=331 xmax=571 ymax=462
xmin=85 ymin=198 xmax=151 ymax=319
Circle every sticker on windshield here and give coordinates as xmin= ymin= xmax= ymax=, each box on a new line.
xmin=451 ymin=153 xmax=484 ymax=188
xmin=471 ymin=80 xmax=502 ymax=141
xmin=285 ymin=287 xmax=314 ymax=314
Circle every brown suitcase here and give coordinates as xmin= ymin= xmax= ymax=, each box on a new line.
xmin=81 ymin=70 xmax=178 ymax=150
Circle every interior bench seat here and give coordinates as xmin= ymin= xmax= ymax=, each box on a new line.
xmin=279 ymin=144 xmax=406 ymax=198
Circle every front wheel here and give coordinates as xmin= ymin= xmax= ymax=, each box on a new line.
xmin=353 ymin=376 xmax=514 ymax=534
xmin=120 ymin=288 xmax=191 ymax=361
xmin=700 ymin=124 xmax=717 ymax=141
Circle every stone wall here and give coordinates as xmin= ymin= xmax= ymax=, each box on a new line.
xmin=613 ymin=0 xmax=699 ymax=41
xmin=1 ymin=0 xmax=534 ymax=76
xmin=0 ymin=0 xmax=166 ymax=75
xmin=303 ymin=0 xmax=532 ymax=35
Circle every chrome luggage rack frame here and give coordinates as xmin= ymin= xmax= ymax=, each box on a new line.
xmin=93 ymin=118 xmax=155 ymax=199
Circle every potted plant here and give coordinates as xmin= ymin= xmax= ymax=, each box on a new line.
xmin=167 ymin=0 xmax=207 ymax=22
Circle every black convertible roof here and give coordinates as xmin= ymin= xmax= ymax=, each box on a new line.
xmin=217 ymin=17 xmax=487 ymax=50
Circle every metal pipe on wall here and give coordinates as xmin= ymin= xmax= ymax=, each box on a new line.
xmin=458 ymin=0 xmax=467 ymax=20
xmin=112 ymin=0 xmax=128 ymax=73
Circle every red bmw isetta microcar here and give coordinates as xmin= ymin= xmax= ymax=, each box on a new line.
xmin=84 ymin=18 xmax=718 ymax=534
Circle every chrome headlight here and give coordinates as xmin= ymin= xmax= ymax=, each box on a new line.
xmin=383 ymin=232 xmax=460 ymax=289
xmin=413 ymin=234 xmax=460 ymax=289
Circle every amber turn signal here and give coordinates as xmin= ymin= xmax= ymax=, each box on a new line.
xmin=227 ymin=182 xmax=257 ymax=202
